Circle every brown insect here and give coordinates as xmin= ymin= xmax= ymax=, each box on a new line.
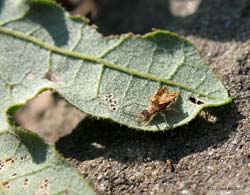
xmin=135 ymin=86 xmax=179 ymax=126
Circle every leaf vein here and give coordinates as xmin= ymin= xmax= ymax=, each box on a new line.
xmin=98 ymin=34 xmax=131 ymax=58
xmin=145 ymin=43 xmax=157 ymax=74
xmin=0 ymin=26 xmax=228 ymax=101
xmin=167 ymin=43 xmax=186 ymax=79
xmin=70 ymin=24 xmax=85 ymax=51
xmin=2 ymin=165 xmax=52 ymax=183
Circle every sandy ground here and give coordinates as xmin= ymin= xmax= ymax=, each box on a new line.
xmin=15 ymin=0 xmax=250 ymax=194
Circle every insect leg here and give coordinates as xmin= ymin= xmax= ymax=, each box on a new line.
xmin=159 ymin=112 xmax=170 ymax=130
xmin=166 ymin=107 xmax=180 ymax=113
xmin=139 ymin=113 xmax=157 ymax=127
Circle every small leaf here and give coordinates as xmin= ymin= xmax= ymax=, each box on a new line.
xmin=0 ymin=128 xmax=95 ymax=195
xmin=0 ymin=0 xmax=231 ymax=132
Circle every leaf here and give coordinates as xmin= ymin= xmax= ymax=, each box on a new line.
xmin=0 ymin=0 xmax=231 ymax=132
xmin=0 ymin=128 xmax=95 ymax=195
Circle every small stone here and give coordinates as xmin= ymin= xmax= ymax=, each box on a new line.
xmin=208 ymin=150 xmax=214 ymax=156
xmin=181 ymin=189 xmax=190 ymax=195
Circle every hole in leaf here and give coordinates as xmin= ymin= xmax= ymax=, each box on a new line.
xmin=189 ymin=96 xmax=204 ymax=105
xmin=14 ymin=90 xmax=85 ymax=143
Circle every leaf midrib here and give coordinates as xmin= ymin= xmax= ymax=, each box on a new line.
xmin=0 ymin=26 xmax=227 ymax=101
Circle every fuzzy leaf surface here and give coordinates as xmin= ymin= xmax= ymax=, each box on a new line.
xmin=0 ymin=128 xmax=95 ymax=195
xmin=0 ymin=0 xmax=231 ymax=132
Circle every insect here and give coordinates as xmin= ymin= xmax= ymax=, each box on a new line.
xmin=135 ymin=86 xmax=179 ymax=126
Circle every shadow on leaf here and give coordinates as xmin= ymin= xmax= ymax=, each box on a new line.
xmin=27 ymin=2 xmax=69 ymax=47
xmin=15 ymin=128 xmax=48 ymax=164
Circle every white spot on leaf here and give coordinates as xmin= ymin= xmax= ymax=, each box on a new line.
xmin=3 ymin=181 xmax=11 ymax=189
xmin=34 ymin=178 xmax=50 ymax=195
xmin=0 ymin=157 xmax=16 ymax=172
xmin=26 ymin=72 xmax=35 ymax=80
xmin=23 ymin=178 xmax=29 ymax=188
xmin=100 ymin=93 xmax=119 ymax=112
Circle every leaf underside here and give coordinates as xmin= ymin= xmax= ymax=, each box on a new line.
xmin=0 ymin=128 xmax=95 ymax=195
xmin=0 ymin=0 xmax=231 ymax=132
xmin=0 ymin=0 xmax=231 ymax=194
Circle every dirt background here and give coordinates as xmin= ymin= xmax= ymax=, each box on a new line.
xmin=15 ymin=0 xmax=250 ymax=194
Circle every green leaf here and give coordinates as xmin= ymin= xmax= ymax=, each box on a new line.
xmin=0 ymin=0 xmax=231 ymax=132
xmin=0 ymin=128 xmax=95 ymax=195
